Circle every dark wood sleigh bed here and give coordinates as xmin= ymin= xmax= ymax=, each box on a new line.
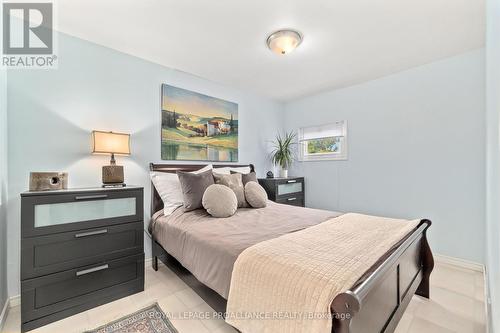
xmin=149 ymin=163 xmax=434 ymax=333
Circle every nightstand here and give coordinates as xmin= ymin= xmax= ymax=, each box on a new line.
xmin=258 ymin=177 xmax=305 ymax=207
xmin=20 ymin=186 xmax=144 ymax=332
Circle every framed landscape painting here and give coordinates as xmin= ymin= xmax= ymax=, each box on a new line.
xmin=161 ymin=84 xmax=238 ymax=161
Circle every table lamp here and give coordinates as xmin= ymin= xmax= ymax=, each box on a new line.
xmin=91 ymin=130 xmax=130 ymax=187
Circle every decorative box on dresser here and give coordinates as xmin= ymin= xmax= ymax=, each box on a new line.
xmin=20 ymin=186 xmax=145 ymax=332
xmin=258 ymin=177 xmax=305 ymax=207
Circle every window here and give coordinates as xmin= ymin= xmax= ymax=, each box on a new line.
xmin=298 ymin=121 xmax=348 ymax=161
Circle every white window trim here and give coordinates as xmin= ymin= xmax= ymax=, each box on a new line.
xmin=298 ymin=121 xmax=348 ymax=161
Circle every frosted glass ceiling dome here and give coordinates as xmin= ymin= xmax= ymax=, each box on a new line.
xmin=266 ymin=30 xmax=303 ymax=55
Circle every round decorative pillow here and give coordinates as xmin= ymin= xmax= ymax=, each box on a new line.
xmin=202 ymin=184 xmax=238 ymax=218
xmin=244 ymin=182 xmax=268 ymax=208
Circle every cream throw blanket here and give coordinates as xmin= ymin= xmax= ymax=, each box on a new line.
xmin=225 ymin=213 xmax=420 ymax=333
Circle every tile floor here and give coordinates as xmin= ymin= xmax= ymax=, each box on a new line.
xmin=1 ymin=261 xmax=486 ymax=333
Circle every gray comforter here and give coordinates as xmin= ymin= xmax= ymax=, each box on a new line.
xmin=151 ymin=201 xmax=341 ymax=298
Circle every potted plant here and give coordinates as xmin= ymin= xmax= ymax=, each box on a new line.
xmin=271 ymin=131 xmax=296 ymax=178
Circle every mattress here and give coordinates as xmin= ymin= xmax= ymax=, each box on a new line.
xmin=151 ymin=201 xmax=341 ymax=298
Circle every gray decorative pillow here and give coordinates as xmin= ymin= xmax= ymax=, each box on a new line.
xmin=213 ymin=173 xmax=248 ymax=208
xmin=230 ymin=171 xmax=257 ymax=185
xmin=177 ymin=169 xmax=215 ymax=211
xmin=244 ymin=182 xmax=268 ymax=208
xmin=202 ymin=184 xmax=238 ymax=218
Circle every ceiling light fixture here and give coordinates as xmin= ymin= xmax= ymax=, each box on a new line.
xmin=266 ymin=29 xmax=302 ymax=55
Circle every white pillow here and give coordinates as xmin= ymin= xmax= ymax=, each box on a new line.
xmin=212 ymin=167 xmax=231 ymax=175
xmin=212 ymin=166 xmax=251 ymax=175
xmin=150 ymin=172 xmax=183 ymax=216
xmin=150 ymin=164 xmax=213 ymax=216
xmin=194 ymin=164 xmax=213 ymax=174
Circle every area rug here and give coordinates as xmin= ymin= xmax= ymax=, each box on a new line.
xmin=84 ymin=303 xmax=178 ymax=333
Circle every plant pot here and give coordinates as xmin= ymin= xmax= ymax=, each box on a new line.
xmin=280 ymin=169 xmax=288 ymax=178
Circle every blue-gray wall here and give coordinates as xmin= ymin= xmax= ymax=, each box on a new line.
xmin=284 ymin=49 xmax=486 ymax=264
xmin=3 ymin=28 xmax=490 ymax=306
xmin=0 ymin=67 xmax=8 ymax=317
xmin=5 ymin=32 xmax=284 ymax=296
xmin=486 ymin=0 xmax=500 ymax=329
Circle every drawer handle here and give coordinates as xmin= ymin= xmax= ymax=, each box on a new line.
xmin=287 ymin=197 xmax=297 ymax=201
xmin=75 ymin=229 xmax=108 ymax=238
xmin=74 ymin=194 xmax=108 ymax=201
xmin=76 ymin=264 xmax=109 ymax=277
xmin=287 ymin=180 xmax=297 ymax=183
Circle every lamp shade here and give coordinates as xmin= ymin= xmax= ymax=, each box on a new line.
xmin=92 ymin=131 xmax=130 ymax=155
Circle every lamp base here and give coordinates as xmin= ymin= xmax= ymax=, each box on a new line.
xmin=102 ymin=165 xmax=124 ymax=184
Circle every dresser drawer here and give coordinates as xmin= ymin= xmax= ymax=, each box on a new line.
xmin=276 ymin=195 xmax=304 ymax=207
xmin=276 ymin=179 xmax=303 ymax=196
xmin=21 ymin=188 xmax=143 ymax=237
xmin=21 ymin=254 xmax=144 ymax=324
xmin=259 ymin=177 xmax=305 ymax=207
xmin=21 ymin=221 xmax=144 ymax=279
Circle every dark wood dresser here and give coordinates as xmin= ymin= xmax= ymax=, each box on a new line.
xmin=258 ymin=177 xmax=305 ymax=207
xmin=20 ymin=186 xmax=144 ymax=332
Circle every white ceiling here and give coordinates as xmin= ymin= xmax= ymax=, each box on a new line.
xmin=56 ymin=0 xmax=485 ymax=101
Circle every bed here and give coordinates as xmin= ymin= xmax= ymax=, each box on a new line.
xmin=149 ymin=163 xmax=434 ymax=333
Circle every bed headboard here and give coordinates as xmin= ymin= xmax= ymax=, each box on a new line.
xmin=149 ymin=163 xmax=255 ymax=217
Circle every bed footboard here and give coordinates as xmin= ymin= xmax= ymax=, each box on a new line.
xmin=331 ymin=220 xmax=433 ymax=333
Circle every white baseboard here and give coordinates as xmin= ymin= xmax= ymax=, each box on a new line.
xmin=0 ymin=297 xmax=9 ymax=332
xmin=434 ymin=253 xmax=484 ymax=272
xmin=9 ymin=295 xmax=20 ymax=307
xmin=484 ymin=266 xmax=492 ymax=333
